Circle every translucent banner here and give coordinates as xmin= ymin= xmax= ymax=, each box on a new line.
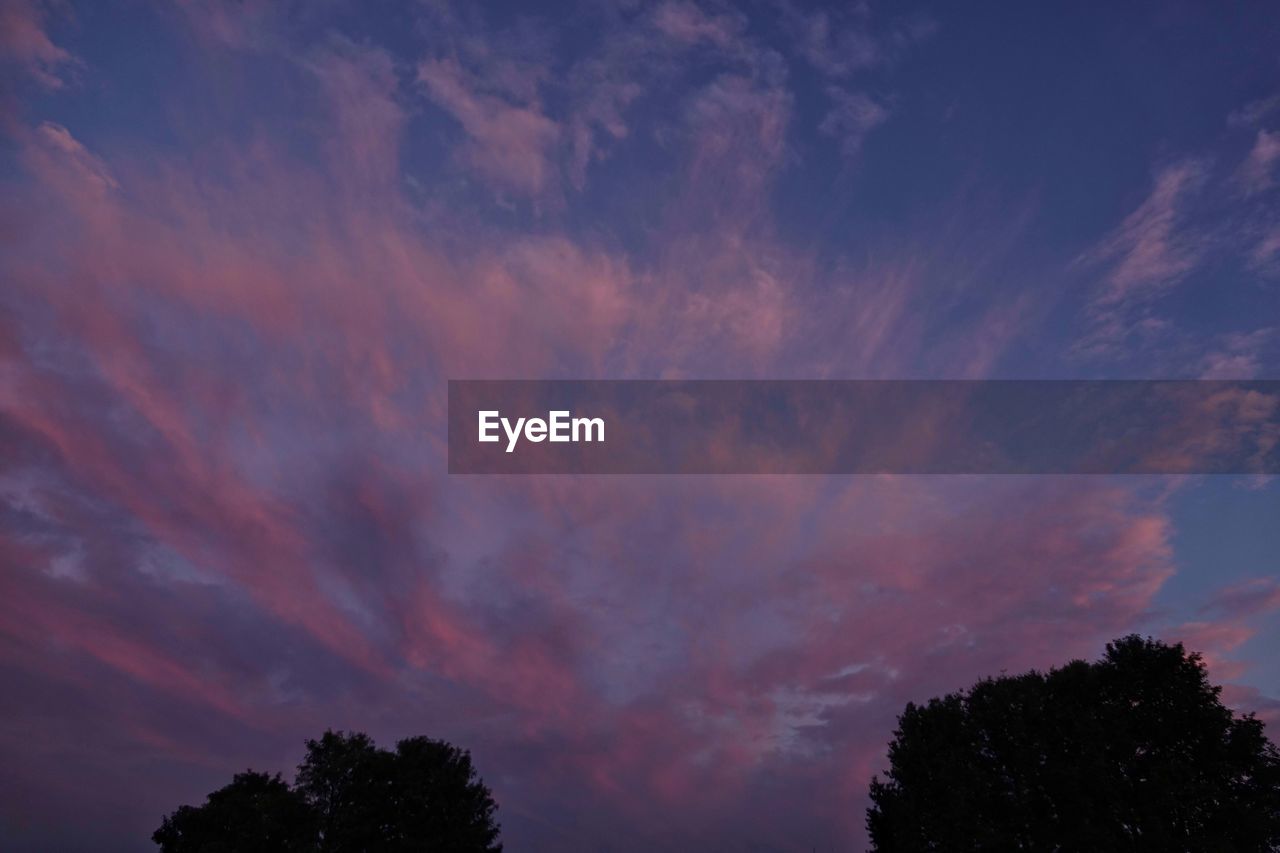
xmin=448 ymin=380 xmax=1280 ymax=475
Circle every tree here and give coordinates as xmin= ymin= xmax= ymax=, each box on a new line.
xmin=154 ymin=732 xmax=502 ymax=852
xmin=387 ymin=737 xmax=503 ymax=851
xmin=866 ymin=635 xmax=1280 ymax=851
xmin=294 ymin=731 xmax=502 ymax=852
xmin=294 ymin=731 xmax=397 ymax=851
xmin=152 ymin=771 xmax=315 ymax=852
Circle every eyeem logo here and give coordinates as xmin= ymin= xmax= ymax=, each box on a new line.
xmin=478 ymin=410 xmax=605 ymax=453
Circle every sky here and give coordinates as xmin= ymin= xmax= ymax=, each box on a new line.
xmin=1 ymin=0 xmax=1279 ymax=850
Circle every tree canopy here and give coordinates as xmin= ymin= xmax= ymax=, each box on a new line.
xmin=867 ymin=635 xmax=1280 ymax=851
xmin=154 ymin=731 xmax=501 ymax=852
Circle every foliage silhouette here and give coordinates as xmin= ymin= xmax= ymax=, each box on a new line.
xmin=867 ymin=635 xmax=1280 ymax=851
xmin=152 ymin=771 xmax=315 ymax=852
xmin=154 ymin=731 xmax=501 ymax=852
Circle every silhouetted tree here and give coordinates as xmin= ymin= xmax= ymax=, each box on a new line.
xmin=294 ymin=731 xmax=397 ymax=851
xmin=295 ymin=731 xmax=502 ymax=852
xmin=152 ymin=771 xmax=315 ymax=852
xmin=387 ymin=736 xmax=503 ymax=851
xmin=153 ymin=732 xmax=501 ymax=852
xmin=867 ymin=635 xmax=1280 ymax=851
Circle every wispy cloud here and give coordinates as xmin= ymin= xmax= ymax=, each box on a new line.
xmin=1200 ymin=329 xmax=1275 ymax=379
xmin=652 ymin=1 xmax=745 ymax=50
xmin=1074 ymin=93 xmax=1280 ymax=363
xmin=1083 ymin=160 xmax=1208 ymax=306
xmin=820 ymin=87 xmax=889 ymax=158
xmin=0 ymin=0 xmax=79 ymax=90
xmin=1235 ymin=129 xmax=1280 ymax=196
xmin=1074 ymin=160 xmax=1211 ymax=356
xmin=417 ymin=57 xmax=562 ymax=203
xmin=776 ymin=0 xmax=936 ymax=79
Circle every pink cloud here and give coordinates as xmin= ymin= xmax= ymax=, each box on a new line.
xmin=652 ymin=1 xmax=744 ymax=49
xmin=1200 ymin=329 xmax=1274 ymax=379
xmin=306 ymin=40 xmax=406 ymax=193
xmin=819 ymin=87 xmax=890 ymax=158
xmin=0 ymin=0 xmax=77 ymax=90
xmin=1084 ymin=160 xmax=1207 ymax=306
xmin=1250 ymin=225 xmax=1280 ymax=271
xmin=1075 ymin=160 xmax=1211 ymax=355
xmin=1201 ymin=577 xmax=1280 ymax=621
xmin=416 ymin=57 xmax=561 ymax=203
xmin=1236 ymin=128 xmax=1280 ymax=195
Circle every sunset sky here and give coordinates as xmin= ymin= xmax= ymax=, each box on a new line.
xmin=3 ymin=1 xmax=1280 ymax=849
